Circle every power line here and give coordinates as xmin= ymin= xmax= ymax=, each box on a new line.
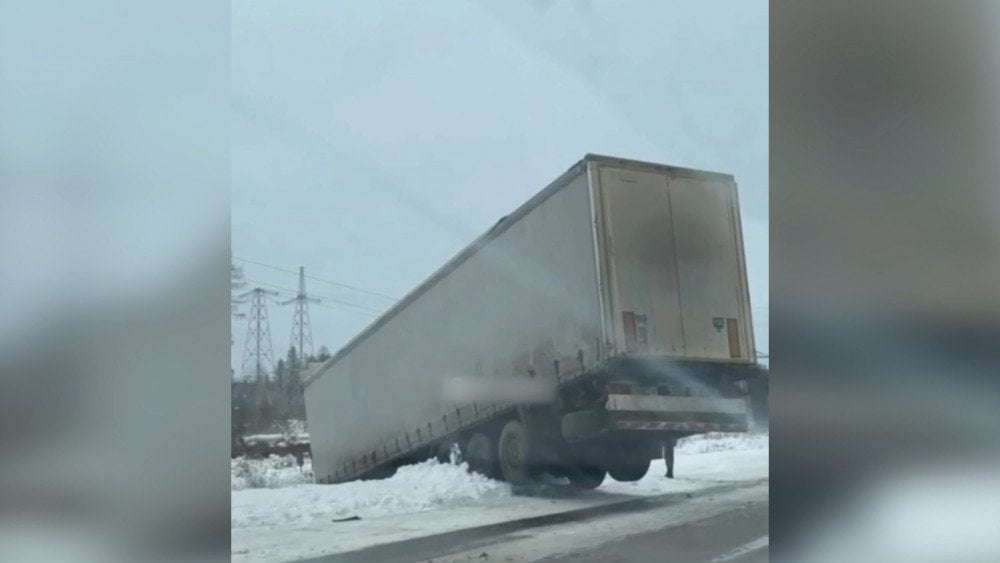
xmin=244 ymin=278 xmax=295 ymax=295
xmin=313 ymin=301 xmax=379 ymax=318
xmin=246 ymin=278 xmax=384 ymax=315
xmin=246 ymin=278 xmax=383 ymax=314
xmin=234 ymin=256 xmax=398 ymax=302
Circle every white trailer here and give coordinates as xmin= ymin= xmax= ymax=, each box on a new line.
xmin=304 ymin=154 xmax=763 ymax=487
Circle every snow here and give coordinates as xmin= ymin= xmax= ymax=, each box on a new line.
xmin=232 ymin=458 xmax=510 ymax=529
xmin=231 ymin=455 xmax=313 ymax=491
xmin=598 ymin=431 xmax=769 ymax=496
xmin=240 ymin=419 xmax=310 ymax=446
xmin=242 ymin=433 xmax=310 ymax=445
xmin=677 ymin=431 xmax=770 ymax=454
xmin=231 ymin=432 xmax=768 ymax=562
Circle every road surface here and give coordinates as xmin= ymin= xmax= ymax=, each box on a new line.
xmin=301 ymin=480 xmax=768 ymax=563
xmin=543 ymin=499 xmax=768 ymax=563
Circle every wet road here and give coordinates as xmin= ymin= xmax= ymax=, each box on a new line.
xmin=543 ymin=499 xmax=768 ymax=563
xmin=302 ymin=480 xmax=768 ymax=563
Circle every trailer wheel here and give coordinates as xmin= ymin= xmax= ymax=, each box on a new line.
xmin=498 ymin=420 xmax=535 ymax=485
xmin=607 ymin=458 xmax=651 ymax=482
xmin=567 ymin=464 xmax=606 ymax=489
xmin=466 ymin=432 xmax=497 ymax=478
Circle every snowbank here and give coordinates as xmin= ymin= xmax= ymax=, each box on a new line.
xmin=240 ymin=419 xmax=310 ymax=446
xmin=229 ymin=432 xmax=767 ymax=491
xmin=231 ymin=455 xmax=313 ymax=491
xmin=231 ymin=458 xmax=510 ymax=529
xmin=242 ymin=433 xmax=310 ymax=445
xmin=601 ymin=431 xmax=769 ymax=496
xmin=677 ymin=430 xmax=770 ymax=454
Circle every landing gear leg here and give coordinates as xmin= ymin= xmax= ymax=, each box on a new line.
xmin=664 ymin=439 xmax=675 ymax=479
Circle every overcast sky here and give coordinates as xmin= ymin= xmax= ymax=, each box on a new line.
xmin=231 ymin=0 xmax=768 ymax=373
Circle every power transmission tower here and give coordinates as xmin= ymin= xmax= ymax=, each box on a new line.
xmin=281 ymin=266 xmax=320 ymax=367
xmin=239 ymin=287 xmax=280 ymax=382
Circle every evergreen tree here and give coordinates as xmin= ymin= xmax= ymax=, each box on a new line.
xmin=277 ymin=346 xmax=310 ymax=420
xmin=231 ymin=380 xmax=249 ymax=452
xmin=257 ymin=392 xmax=275 ymax=432
xmin=274 ymin=358 xmax=287 ymax=392
xmin=317 ymin=345 xmax=332 ymax=362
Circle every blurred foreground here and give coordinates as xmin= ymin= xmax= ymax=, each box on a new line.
xmin=772 ymin=1 xmax=1000 ymax=561
xmin=0 ymin=1 xmax=230 ymax=561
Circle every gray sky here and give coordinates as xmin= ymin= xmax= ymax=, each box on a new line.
xmin=231 ymin=0 xmax=768 ymax=373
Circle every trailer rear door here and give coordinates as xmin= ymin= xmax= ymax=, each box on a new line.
xmin=668 ymin=176 xmax=749 ymax=360
xmin=597 ymin=165 xmax=752 ymax=361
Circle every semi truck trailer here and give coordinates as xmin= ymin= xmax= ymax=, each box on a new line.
xmin=303 ymin=154 xmax=764 ymax=488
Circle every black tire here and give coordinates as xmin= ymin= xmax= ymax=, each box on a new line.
xmin=607 ymin=458 xmax=651 ymax=482
xmin=498 ymin=420 xmax=535 ymax=485
xmin=567 ymin=464 xmax=606 ymax=489
xmin=466 ymin=432 xmax=497 ymax=478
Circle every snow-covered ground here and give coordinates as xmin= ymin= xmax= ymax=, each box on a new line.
xmin=241 ymin=433 xmax=310 ymax=445
xmin=231 ymin=432 xmax=768 ymax=562
xmin=601 ymin=431 xmax=769 ymax=497
xmin=231 ymin=455 xmax=314 ymax=491
xmin=232 ymin=458 xmax=509 ymax=528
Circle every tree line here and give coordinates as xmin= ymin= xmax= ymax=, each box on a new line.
xmin=231 ymin=345 xmax=331 ymax=446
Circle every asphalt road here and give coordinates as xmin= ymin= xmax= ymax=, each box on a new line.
xmin=543 ymin=499 xmax=768 ymax=563
xmin=302 ymin=480 xmax=768 ymax=563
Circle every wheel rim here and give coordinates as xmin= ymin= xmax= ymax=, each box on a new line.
xmin=504 ymin=435 xmax=523 ymax=468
